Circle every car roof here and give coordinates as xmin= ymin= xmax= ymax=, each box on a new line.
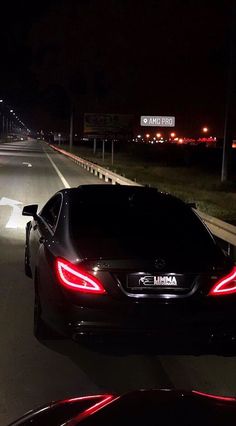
xmin=64 ymin=184 xmax=185 ymax=207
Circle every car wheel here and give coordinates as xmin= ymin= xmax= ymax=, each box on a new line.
xmin=34 ymin=288 xmax=53 ymax=340
xmin=24 ymin=245 xmax=32 ymax=278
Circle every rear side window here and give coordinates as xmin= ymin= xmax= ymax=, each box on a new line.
xmin=40 ymin=194 xmax=62 ymax=230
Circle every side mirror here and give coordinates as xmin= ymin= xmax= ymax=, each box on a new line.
xmin=22 ymin=204 xmax=38 ymax=218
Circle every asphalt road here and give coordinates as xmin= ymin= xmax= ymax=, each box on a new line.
xmin=0 ymin=139 xmax=236 ymax=425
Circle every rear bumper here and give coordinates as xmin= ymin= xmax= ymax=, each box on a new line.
xmin=67 ymin=320 xmax=236 ymax=344
xmin=48 ymin=300 xmax=236 ymax=343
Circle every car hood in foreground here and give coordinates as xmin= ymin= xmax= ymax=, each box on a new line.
xmin=9 ymin=389 xmax=236 ymax=425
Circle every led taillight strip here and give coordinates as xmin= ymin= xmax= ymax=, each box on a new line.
xmin=208 ymin=267 xmax=236 ymax=296
xmin=55 ymin=258 xmax=106 ymax=294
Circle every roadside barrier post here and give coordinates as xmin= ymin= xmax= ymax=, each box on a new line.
xmin=102 ymin=139 xmax=105 ymax=161
xmin=93 ymin=138 xmax=96 ymax=154
xmin=111 ymin=140 xmax=114 ymax=165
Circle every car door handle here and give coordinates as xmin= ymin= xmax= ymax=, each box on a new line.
xmin=39 ymin=236 xmax=45 ymax=244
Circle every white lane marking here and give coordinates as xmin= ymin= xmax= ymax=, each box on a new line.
xmin=22 ymin=162 xmax=32 ymax=167
xmin=44 ymin=150 xmax=70 ymax=189
xmin=0 ymin=197 xmax=23 ymax=229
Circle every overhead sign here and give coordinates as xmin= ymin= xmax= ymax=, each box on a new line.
xmin=84 ymin=113 xmax=133 ymax=135
xmin=141 ymin=116 xmax=175 ymax=127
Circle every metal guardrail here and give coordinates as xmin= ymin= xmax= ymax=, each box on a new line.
xmin=196 ymin=211 xmax=236 ymax=246
xmin=195 ymin=211 xmax=236 ymax=258
xmin=48 ymin=143 xmax=236 ymax=258
xmin=48 ymin=144 xmax=141 ymax=186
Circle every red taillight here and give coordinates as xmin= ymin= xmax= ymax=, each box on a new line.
xmin=208 ymin=267 xmax=236 ymax=296
xmin=55 ymin=258 xmax=106 ymax=294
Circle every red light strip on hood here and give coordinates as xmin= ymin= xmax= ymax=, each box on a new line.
xmin=65 ymin=394 xmax=118 ymax=425
xmin=192 ymin=390 xmax=236 ymax=402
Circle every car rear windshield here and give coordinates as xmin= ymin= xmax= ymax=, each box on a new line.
xmin=69 ymin=189 xmax=214 ymax=250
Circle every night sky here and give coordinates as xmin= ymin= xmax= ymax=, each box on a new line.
xmin=0 ymin=0 xmax=233 ymax=136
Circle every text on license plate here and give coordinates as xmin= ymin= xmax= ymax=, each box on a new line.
xmin=139 ymin=275 xmax=178 ymax=286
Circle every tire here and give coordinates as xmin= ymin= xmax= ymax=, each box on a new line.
xmin=24 ymin=254 xmax=32 ymax=278
xmin=34 ymin=287 xmax=53 ymax=340
xmin=24 ymin=245 xmax=32 ymax=278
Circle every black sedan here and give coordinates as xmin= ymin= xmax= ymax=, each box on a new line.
xmin=22 ymin=184 xmax=236 ymax=345
xmin=8 ymin=389 xmax=236 ymax=425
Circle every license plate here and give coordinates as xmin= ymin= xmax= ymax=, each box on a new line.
xmin=127 ymin=274 xmax=186 ymax=289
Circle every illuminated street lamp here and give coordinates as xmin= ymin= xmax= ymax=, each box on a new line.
xmin=156 ymin=133 xmax=161 ymax=138
xmin=170 ymin=132 xmax=176 ymax=138
xmin=146 ymin=133 xmax=150 ymax=138
xmin=202 ymin=127 xmax=209 ymax=133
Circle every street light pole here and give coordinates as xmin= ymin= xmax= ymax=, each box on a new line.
xmin=69 ymin=107 xmax=74 ymax=153
xmin=111 ymin=139 xmax=114 ymax=165
xmin=0 ymin=100 xmax=3 ymax=139
xmin=221 ymin=2 xmax=236 ymax=182
xmin=2 ymin=115 xmax=5 ymax=138
xmin=93 ymin=137 xmax=96 ymax=154
xmin=5 ymin=118 xmax=8 ymax=139
xmin=102 ymin=139 xmax=105 ymax=161
xmin=221 ymin=102 xmax=232 ymax=182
